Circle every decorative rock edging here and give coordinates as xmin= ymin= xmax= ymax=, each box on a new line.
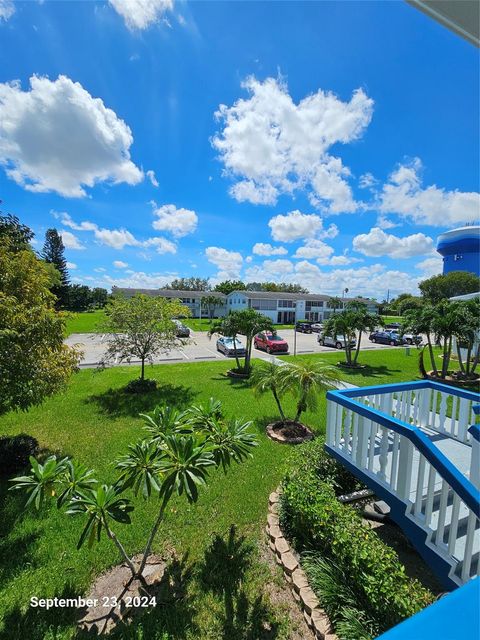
xmin=266 ymin=490 xmax=337 ymax=640
xmin=266 ymin=422 xmax=314 ymax=445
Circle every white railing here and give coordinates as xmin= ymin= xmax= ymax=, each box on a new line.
xmin=326 ymin=381 xmax=480 ymax=587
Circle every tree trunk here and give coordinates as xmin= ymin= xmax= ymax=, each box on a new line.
xmin=137 ymin=498 xmax=168 ymax=578
xmin=272 ymin=387 xmax=286 ymax=422
xmin=456 ymin=341 xmax=465 ymax=374
xmin=244 ymin=337 xmax=252 ymax=373
xmin=353 ymin=331 xmax=362 ymax=365
xmin=426 ymin=334 xmax=438 ymax=376
xmin=104 ymin=521 xmax=136 ymax=577
xmin=471 ymin=344 xmax=480 ymax=375
xmin=140 ymin=357 xmax=145 ymax=381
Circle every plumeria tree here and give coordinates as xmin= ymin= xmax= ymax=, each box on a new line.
xmin=209 ymin=309 xmax=273 ymax=375
xmin=10 ymin=399 xmax=257 ymax=581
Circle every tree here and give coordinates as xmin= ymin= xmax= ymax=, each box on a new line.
xmin=402 ymin=306 xmax=439 ymax=376
xmin=209 ymin=309 xmax=273 ymax=375
xmin=201 ymin=294 xmax=224 ymax=321
xmin=451 ymin=298 xmax=480 ymax=378
xmin=245 ymin=282 xmax=308 ymax=293
xmin=214 ymin=280 xmax=246 ymax=295
xmin=396 ymin=295 xmax=422 ymax=315
xmin=91 ymin=287 xmax=108 ymax=308
xmin=419 ymin=271 xmax=480 ymax=304
xmin=101 ymin=294 xmax=190 ymax=381
xmin=0 ymin=236 xmax=81 ymax=415
xmin=42 ymin=228 xmax=70 ymax=308
xmin=0 ymin=212 xmax=34 ymax=252
xmin=11 ymin=399 xmax=257 ymax=582
xmin=167 ymin=277 xmax=210 ymax=291
xmin=323 ymin=303 xmax=379 ymax=366
xmin=252 ymin=361 xmax=340 ymax=425
xmin=67 ymin=284 xmax=92 ymax=311
xmin=328 ymin=296 xmax=343 ymax=313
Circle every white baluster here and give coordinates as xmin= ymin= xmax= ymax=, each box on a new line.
xmin=356 ymin=416 xmax=369 ymax=469
xmin=419 ymin=388 xmax=431 ymax=428
xmin=378 ymin=427 xmax=390 ymax=483
xmin=439 ymin=393 xmax=448 ymax=433
xmin=424 ymin=465 xmax=437 ymax=527
xmin=326 ymin=400 xmax=335 ymax=446
xmin=351 ymin=412 xmax=359 ymax=461
xmin=451 ymin=394 xmax=458 ymax=437
xmin=368 ymin=420 xmax=377 ymax=472
xmin=414 ymin=456 xmax=426 ymax=516
xmin=435 ymin=480 xmax=449 ymax=547
xmin=461 ymin=512 xmax=477 ymax=582
xmin=447 ymin=494 xmax=461 ymax=557
xmin=335 ymin=405 xmax=343 ymax=448
xmin=343 ymin=409 xmax=352 ymax=456
xmin=458 ymin=398 xmax=470 ymax=442
xmin=390 ymin=433 xmax=400 ymax=490
xmin=397 ymin=437 xmax=414 ymax=501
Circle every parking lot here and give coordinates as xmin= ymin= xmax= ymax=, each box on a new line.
xmin=66 ymin=328 xmax=414 ymax=368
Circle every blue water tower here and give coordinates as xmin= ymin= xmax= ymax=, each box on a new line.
xmin=437 ymin=225 xmax=480 ymax=276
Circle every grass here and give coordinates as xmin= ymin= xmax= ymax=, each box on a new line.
xmin=184 ymin=318 xmax=294 ymax=332
xmin=380 ymin=314 xmax=403 ymax=324
xmin=64 ymin=309 xmax=106 ymax=336
xmin=0 ymin=350 xmax=425 ymax=639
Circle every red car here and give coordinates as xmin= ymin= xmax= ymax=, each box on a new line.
xmin=254 ymin=331 xmax=289 ymax=354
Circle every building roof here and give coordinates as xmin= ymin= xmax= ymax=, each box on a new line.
xmin=228 ymin=290 xmax=378 ymax=305
xmin=111 ymin=287 xmax=226 ymax=300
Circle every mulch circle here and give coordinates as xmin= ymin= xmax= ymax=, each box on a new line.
xmin=266 ymin=421 xmax=314 ymax=444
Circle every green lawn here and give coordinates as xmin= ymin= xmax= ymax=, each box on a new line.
xmin=0 ymin=350 xmax=424 ymax=639
xmin=184 ymin=318 xmax=294 ymax=332
xmin=64 ymin=309 xmax=106 ymax=336
xmin=380 ymin=314 xmax=403 ymax=324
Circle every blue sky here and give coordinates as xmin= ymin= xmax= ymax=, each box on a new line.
xmin=0 ymin=0 xmax=478 ymax=299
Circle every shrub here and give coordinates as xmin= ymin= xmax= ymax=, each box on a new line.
xmin=124 ymin=378 xmax=157 ymax=394
xmin=280 ymin=443 xmax=433 ymax=633
xmin=0 ymin=434 xmax=39 ymax=476
xmin=287 ymin=437 xmax=363 ymax=497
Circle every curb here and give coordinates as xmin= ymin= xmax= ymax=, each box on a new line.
xmin=266 ymin=490 xmax=338 ymax=640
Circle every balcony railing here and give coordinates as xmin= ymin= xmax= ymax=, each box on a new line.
xmin=326 ymin=380 xmax=480 ymax=587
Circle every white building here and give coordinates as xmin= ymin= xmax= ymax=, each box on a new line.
xmin=112 ymin=287 xmax=378 ymax=322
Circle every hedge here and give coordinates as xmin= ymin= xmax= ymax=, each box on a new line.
xmin=280 ymin=439 xmax=434 ymax=633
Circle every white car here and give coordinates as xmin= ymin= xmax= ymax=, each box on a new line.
xmin=318 ymin=334 xmax=356 ymax=349
xmin=216 ymin=336 xmax=246 ymax=356
xmin=311 ymin=323 xmax=324 ymax=333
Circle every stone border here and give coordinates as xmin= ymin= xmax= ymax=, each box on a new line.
xmin=266 ymin=422 xmax=314 ymax=445
xmin=266 ymin=490 xmax=337 ymax=640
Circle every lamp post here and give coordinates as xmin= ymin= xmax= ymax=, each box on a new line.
xmin=293 ymin=301 xmax=297 ymax=357
xmin=342 ymin=287 xmax=349 ymax=310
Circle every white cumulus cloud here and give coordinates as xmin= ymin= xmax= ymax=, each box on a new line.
xmin=60 ymin=230 xmax=85 ymax=250
xmin=109 ymin=0 xmax=173 ymax=30
xmin=293 ymin=239 xmax=334 ymax=262
xmin=353 ymin=227 xmax=434 ymax=258
xmin=66 ymin=261 xmax=77 ymax=270
xmin=0 ymin=0 xmax=15 ymax=21
xmin=268 ymin=210 xmax=323 ymax=242
xmin=212 ymin=76 xmax=373 ymax=212
xmin=206 ymin=246 xmax=243 ymax=280
xmin=113 ymin=260 xmax=128 ymax=269
xmin=0 ymin=75 xmax=143 ymax=197
xmin=146 ymin=170 xmax=159 ymax=187
xmin=152 ymin=203 xmax=198 ymax=238
xmin=416 ymin=256 xmax=443 ymax=277
xmin=379 ymin=158 xmax=480 ymax=227
xmin=252 ymin=243 xmax=288 ymax=256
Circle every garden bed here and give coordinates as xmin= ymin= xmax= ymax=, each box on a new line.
xmin=266 ymin=421 xmax=314 ymax=444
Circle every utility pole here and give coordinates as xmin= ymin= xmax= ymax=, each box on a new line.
xmin=293 ymin=301 xmax=297 ymax=357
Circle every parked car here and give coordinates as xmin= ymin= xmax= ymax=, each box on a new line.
xmin=216 ymin=336 xmax=246 ymax=357
xmin=385 ymin=322 xmax=401 ymax=331
xmin=311 ymin=323 xmax=324 ymax=333
xmin=369 ymin=331 xmax=404 ymax=346
xmin=295 ymin=321 xmax=313 ymax=333
xmin=402 ymin=332 xmax=422 ymax=346
xmin=254 ymin=331 xmax=289 ymax=353
xmin=318 ymin=333 xmax=356 ymax=349
xmin=173 ymin=319 xmax=190 ymax=337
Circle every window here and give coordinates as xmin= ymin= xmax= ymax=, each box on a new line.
xmin=305 ymin=300 xmax=324 ymax=310
xmin=251 ymin=299 xmax=277 ymax=310
xmin=278 ymin=299 xmax=295 ymax=308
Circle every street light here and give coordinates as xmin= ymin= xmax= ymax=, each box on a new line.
xmin=342 ymin=287 xmax=349 ymax=309
xmin=293 ymin=301 xmax=297 ymax=357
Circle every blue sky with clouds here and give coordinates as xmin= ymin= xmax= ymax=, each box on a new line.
xmin=0 ymin=0 xmax=478 ymax=298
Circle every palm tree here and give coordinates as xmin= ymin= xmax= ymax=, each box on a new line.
xmin=402 ymin=305 xmax=438 ymax=376
xmin=201 ymin=295 xmax=225 ymax=323
xmin=432 ymin=300 xmax=458 ymax=378
xmin=328 ymin=296 xmax=343 ymax=314
xmin=209 ymin=309 xmax=273 ymax=375
xmin=324 ymin=303 xmax=379 ymax=366
xmin=279 ymin=361 xmax=340 ymax=423
xmin=251 ymin=361 xmax=287 ymax=422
